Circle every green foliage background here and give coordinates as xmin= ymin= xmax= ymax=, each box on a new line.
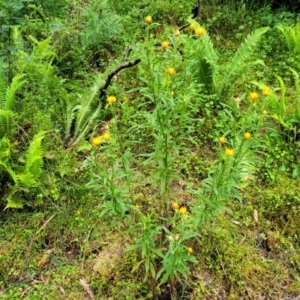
xmin=0 ymin=0 xmax=300 ymax=299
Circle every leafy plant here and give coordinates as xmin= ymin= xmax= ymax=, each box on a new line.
xmin=183 ymin=25 xmax=269 ymax=100
xmin=0 ymin=72 xmax=26 ymax=137
xmin=277 ymin=22 xmax=300 ymax=54
xmin=0 ymin=131 xmax=47 ymax=209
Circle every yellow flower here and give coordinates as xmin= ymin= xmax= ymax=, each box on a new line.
xmin=244 ymin=132 xmax=251 ymax=140
xmin=195 ymin=27 xmax=206 ymax=36
xmin=263 ymin=110 xmax=267 ymax=115
xmin=170 ymin=91 xmax=174 ymax=96
xmin=172 ymin=202 xmax=179 ymax=209
xmin=103 ymin=132 xmax=111 ymax=141
xmin=107 ymin=95 xmax=117 ymax=104
xmin=189 ymin=23 xmax=196 ymax=30
xmin=91 ymin=136 xmax=102 ymax=146
xmin=161 ymin=41 xmax=170 ymax=49
xmin=263 ymin=86 xmax=271 ymax=96
xmin=166 ymin=67 xmax=176 ymax=75
xmin=249 ymin=92 xmax=258 ymax=102
xmin=145 ymin=16 xmax=152 ymax=24
xmin=175 ymin=30 xmax=180 ymax=36
xmin=225 ymin=148 xmax=234 ymax=157
xmin=219 ymin=136 xmax=226 ymax=144
xmin=123 ymin=96 xmax=128 ymax=101
xmin=187 ymin=247 xmax=193 ymax=254
xmin=104 ymin=124 xmax=110 ymax=130
xmin=12 ymin=140 xmax=20 ymax=146
xmin=179 ymin=206 xmax=187 ymax=215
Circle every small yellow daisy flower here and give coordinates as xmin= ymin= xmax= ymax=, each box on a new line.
xmin=219 ymin=136 xmax=226 ymax=144
xmin=103 ymin=132 xmax=111 ymax=141
xmin=166 ymin=67 xmax=176 ymax=75
xmin=107 ymin=95 xmax=117 ymax=104
xmin=92 ymin=136 xmax=102 ymax=146
xmin=249 ymin=92 xmax=259 ymax=102
xmin=225 ymin=148 xmax=234 ymax=157
xmin=172 ymin=202 xmax=179 ymax=209
xmin=179 ymin=206 xmax=187 ymax=215
xmin=161 ymin=41 xmax=170 ymax=49
xmin=189 ymin=23 xmax=196 ymax=30
xmin=187 ymin=247 xmax=193 ymax=254
xmin=244 ymin=132 xmax=251 ymax=140
xmin=175 ymin=30 xmax=180 ymax=36
xmin=263 ymin=86 xmax=271 ymax=96
xmin=195 ymin=27 xmax=206 ymax=36
xmin=145 ymin=16 xmax=152 ymax=24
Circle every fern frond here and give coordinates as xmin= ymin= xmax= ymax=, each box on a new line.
xmin=23 ymin=131 xmax=47 ymax=187
xmin=295 ymin=23 xmax=300 ymax=53
xmin=74 ymin=81 xmax=101 ymax=138
xmin=290 ymin=68 xmax=300 ymax=118
xmin=0 ymin=74 xmax=6 ymax=109
xmin=277 ymin=25 xmax=295 ymax=52
xmin=186 ymin=34 xmax=218 ymax=94
xmin=5 ymin=74 xmax=26 ymax=111
xmin=221 ymin=27 xmax=269 ymax=95
xmin=5 ymin=195 xmax=25 ymax=209
xmin=0 ymin=109 xmax=15 ymax=137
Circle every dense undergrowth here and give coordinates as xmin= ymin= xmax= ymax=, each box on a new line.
xmin=1 ymin=0 xmax=300 ymax=299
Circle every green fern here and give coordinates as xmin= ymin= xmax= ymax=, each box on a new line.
xmin=5 ymin=74 xmax=26 ymax=111
xmin=220 ymin=27 xmax=269 ymax=98
xmin=277 ymin=23 xmax=300 ymax=54
xmin=185 ymin=34 xmax=218 ymax=94
xmin=0 ymin=74 xmax=26 ymax=137
xmin=0 ymin=75 xmax=6 ymax=109
xmin=70 ymin=74 xmax=105 ymax=146
xmin=21 ymin=131 xmax=47 ymax=187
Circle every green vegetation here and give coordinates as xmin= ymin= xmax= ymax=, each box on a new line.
xmin=1 ymin=0 xmax=300 ymax=299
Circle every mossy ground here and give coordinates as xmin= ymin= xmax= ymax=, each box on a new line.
xmin=1 ymin=1 xmax=300 ymax=299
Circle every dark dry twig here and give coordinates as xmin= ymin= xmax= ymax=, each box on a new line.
xmin=178 ymin=0 xmax=201 ymax=31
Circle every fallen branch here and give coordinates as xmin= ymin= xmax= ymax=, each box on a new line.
xmin=178 ymin=0 xmax=201 ymax=31
xmin=99 ymin=58 xmax=141 ymax=100
xmin=25 ymin=213 xmax=57 ymax=261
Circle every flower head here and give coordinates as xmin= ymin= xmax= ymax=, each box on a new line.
xmin=166 ymin=67 xmax=176 ymax=75
xmin=92 ymin=136 xmax=102 ymax=147
xmin=103 ymin=132 xmax=111 ymax=141
xmin=189 ymin=23 xmax=196 ymax=30
xmin=263 ymin=86 xmax=271 ymax=96
xmin=170 ymin=91 xmax=174 ymax=96
xmin=219 ymin=136 xmax=226 ymax=144
xmin=175 ymin=30 xmax=180 ymax=36
xmin=161 ymin=41 xmax=170 ymax=49
xmin=225 ymin=148 xmax=234 ymax=157
xmin=195 ymin=27 xmax=206 ymax=36
xmin=179 ymin=206 xmax=187 ymax=215
xmin=244 ymin=132 xmax=251 ymax=140
xmin=249 ymin=92 xmax=258 ymax=102
xmin=145 ymin=16 xmax=152 ymax=24
xmin=172 ymin=202 xmax=179 ymax=209
xmin=107 ymin=96 xmax=117 ymax=104
xmin=123 ymin=96 xmax=128 ymax=102
xmin=187 ymin=247 xmax=193 ymax=254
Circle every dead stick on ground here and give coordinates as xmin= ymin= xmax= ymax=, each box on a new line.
xmin=178 ymin=0 xmax=201 ymax=31
xmin=26 ymin=213 xmax=57 ymax=260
